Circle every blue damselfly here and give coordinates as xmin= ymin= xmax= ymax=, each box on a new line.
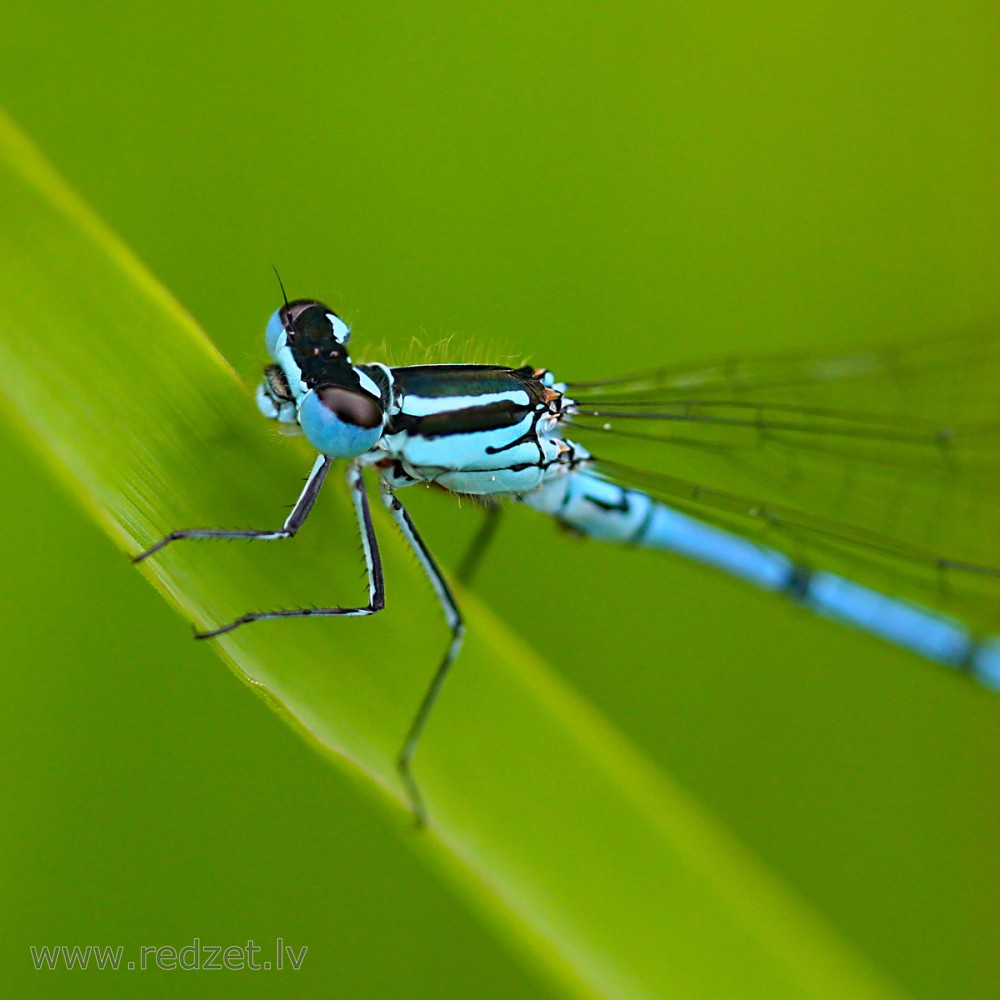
xmin=135 ymin=298 xmax=1000 ymax=825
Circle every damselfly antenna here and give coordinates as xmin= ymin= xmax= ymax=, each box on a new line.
xmin=272 ymin=265 xmax=289 ymax=308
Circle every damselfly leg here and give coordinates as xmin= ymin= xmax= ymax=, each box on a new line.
xmin=380 ymin=483 xmax=465 ymax=827
xmin=192 ymin=462 xmax=385 ymax=638
xmin=135 ymin=452 xmax=461 ymax=824
xmin=456 ymin=500 xmax=503 ymax=586
xmin=132 ymin=454 xmax=334 ymax=563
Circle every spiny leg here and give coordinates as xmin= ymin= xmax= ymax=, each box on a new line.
xmin=133 ymin=453 xmax=334 ymax=563
xmin=380 ymin=483 xmax=464 ymax=828
xmin=195 ymin=462 xmax=385 ymax=638
xmin=455 ymin=499 xmax=503 ymax=587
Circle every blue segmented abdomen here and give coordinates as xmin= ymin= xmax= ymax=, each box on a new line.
xmin=519 ymin=469 xmax=1000 ymax=689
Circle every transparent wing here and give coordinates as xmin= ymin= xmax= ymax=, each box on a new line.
xmin=564 ymin=328 xmax=1000 ymax=634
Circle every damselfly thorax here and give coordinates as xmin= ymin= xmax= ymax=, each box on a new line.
xmin=372 ymin=363 xmax=582 ymax=496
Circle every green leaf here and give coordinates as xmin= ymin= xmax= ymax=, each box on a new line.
xmin=0 ymin=109 xmax=904 ymax=1000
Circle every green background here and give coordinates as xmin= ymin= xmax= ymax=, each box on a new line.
xmin=1 ymin=2 xmax=999 ymax=997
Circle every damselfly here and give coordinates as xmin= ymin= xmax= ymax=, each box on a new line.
xmin=135 ymin=298 xmax=1000 ymax=825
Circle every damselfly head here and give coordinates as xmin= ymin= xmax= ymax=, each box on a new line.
xmin=258 ymin=298 xmax=386 ymax=457
xmin=259 ymin=298 xmax=353 ymax=417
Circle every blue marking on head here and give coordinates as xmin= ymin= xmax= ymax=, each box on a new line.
xmin=327 ymin=312 xmax=351 ymax=345
xmin=265 ymin=309 xmax=286 ymax=359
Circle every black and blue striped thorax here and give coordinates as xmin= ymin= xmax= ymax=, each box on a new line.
xmin=386 ymin=365 xmax=557 ymax=436
xmin=369 ymin=363 xmax=587 ymax=495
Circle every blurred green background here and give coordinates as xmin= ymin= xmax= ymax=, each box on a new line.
xmin=1 ymin=1 xmax=999 ymax=996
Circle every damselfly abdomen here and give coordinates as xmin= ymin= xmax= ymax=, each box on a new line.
xmin=135 ymin=298 xmax=1000 ymax=825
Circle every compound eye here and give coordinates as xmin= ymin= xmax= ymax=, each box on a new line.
xmin=298 ymin=386 xmax=384 ymax=458
xmin=316 ymin=386 xmax=383 ymax=428
xmin=264 ymin=364 xmax=292 ymax=401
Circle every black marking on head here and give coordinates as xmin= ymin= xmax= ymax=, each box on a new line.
xmin=281 ymin=299 xmax=352 ymax=388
